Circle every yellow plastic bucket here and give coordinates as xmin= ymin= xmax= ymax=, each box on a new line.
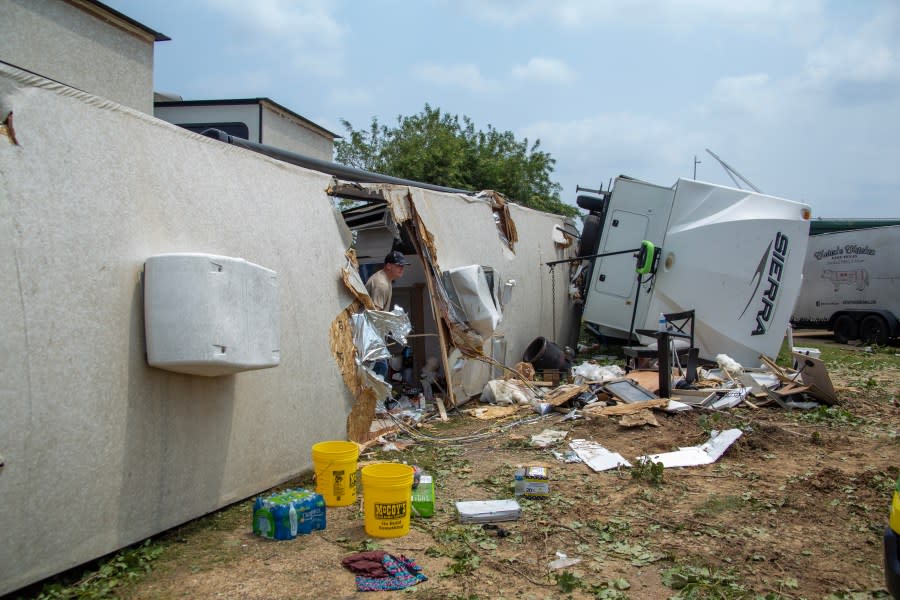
xmin=311 ymin=440 xmax=359 ymax=507
xmin=361 ymin=463 xmax=415 ymax=538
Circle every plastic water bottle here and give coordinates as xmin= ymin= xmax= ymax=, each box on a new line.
xmin=658 ymin=313 xmax=667 ymax=332
xmin=514 ymin=467 xmax=525 ymax=497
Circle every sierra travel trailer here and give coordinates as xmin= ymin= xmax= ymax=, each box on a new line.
xmin=575 ymin=176 xmax=812 ymax=368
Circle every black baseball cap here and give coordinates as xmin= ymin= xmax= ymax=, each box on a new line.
xmin=384 ymin=250 xmax=411 ymax=266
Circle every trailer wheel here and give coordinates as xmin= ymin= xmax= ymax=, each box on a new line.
xmin=579 ymin=214 xmax=602 ymax=257
xmin=833 ymin=315 xmax=858 ymax=344
xmin=859 ymin=314 xmax=889 ymax=345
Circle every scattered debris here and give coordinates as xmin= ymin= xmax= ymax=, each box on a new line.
xmin=572 ymin=361 xmax=626 ymax=384
xmin=637 ymin=429 xmax=743 ymax=468
xmin=464 ymin=405 xmax=522 ymax=420
xmin=456 ymin=499 xmax=521 ymax=523
xmin=792 ymin=351 xmax=837 ymax=405
xmin=602 ymin=379 xmax=657 ymax=403
xmin=569 ymin=439 xmax=632 ymax=472
xmin=481 ymin=379 xmax=534 ymax=406
xmin=619 ymin=409 xmax=660 ymax=428
xmin=541 ymin=383 xmax=589 ymax=407
xmin=582 ymin=398 xmax=669 ymax=417
xmin=530 ymin=429 xmax=568 ymax=448
xmin=549 ymin=552 xmax=582 ymax=571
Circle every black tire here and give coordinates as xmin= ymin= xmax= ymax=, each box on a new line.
xmin=576 ymin=194 xmax=607 ymax=212
xmin=579 ymin=214 xmax=602 ymax=257
xmin=833 ymin=314 xmax=858 ymax=344
xmin=859 ymin=314 xmax=889 ymax=345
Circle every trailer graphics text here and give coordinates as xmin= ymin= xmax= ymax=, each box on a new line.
xmin=741 ymin=232 xmax=789 ymax=336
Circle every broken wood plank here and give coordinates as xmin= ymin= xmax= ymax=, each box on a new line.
xmin=626 ymin=370 xmax=661 ymax=394
xmin=541 ymin=383 xmax=588 ymax=407
xmin=463 ymin=405 xmax=522 ymax=420
xmin=436 ymin=398 xmax=448 ymax=422
xmin=619 ymin=409 xmax=661 ymax=428
xmin=582 ymin=398 xmax=669 ymax=416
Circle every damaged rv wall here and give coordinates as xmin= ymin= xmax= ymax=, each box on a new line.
xmin=373 ymin=184 xmax=577 ymax=400
xmin=0 ymin=64 xmax=355 ymax=595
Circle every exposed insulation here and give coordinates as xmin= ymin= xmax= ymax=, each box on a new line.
xmin=329 ymin=302 xmax=377 ymax=443
xmin=341 ymin=249 xmax=375 ymax=310
xmin=479 ymin=190 xmax=519 ymax=251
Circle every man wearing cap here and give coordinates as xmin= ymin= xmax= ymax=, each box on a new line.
xmin=365 ymin=250 xmax=411 ymax=381
xmin=365 ymin=250 xmax=411 ymax=311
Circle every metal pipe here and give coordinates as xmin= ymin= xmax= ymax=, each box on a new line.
xmin=200 ymin=128 xmax=474 ymax=195
xmin=544 ymin=247 xmax=641 ymax=267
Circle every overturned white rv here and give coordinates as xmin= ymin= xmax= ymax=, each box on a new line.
xmin=574 ymin=176 xmax=812 ymax=367
xmin=0 ymin=61 xmax=578 ymax=595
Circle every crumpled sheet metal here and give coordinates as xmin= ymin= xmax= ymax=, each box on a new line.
xmin=637 ymin=428 xmax=743 ymax=468
xmin=351 ymin=312 xmax=391 ymax=363
xmin=358 ymin=363 xmax=391 ymax=404
xmin=365 ymin=306 xmax=413 ymax=347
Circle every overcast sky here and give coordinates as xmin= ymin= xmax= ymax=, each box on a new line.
xmin=106 ymin=0 xmax=899 ymax=219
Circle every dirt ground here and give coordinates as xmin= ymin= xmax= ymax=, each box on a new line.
xmin=61 ymin=334 xmax=900 ymax=599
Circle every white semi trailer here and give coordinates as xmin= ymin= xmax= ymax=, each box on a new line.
xmin=574 ymin=176 xmax=812 ymax=367
xmin=791 ymin=223 xmax=900 ymax=345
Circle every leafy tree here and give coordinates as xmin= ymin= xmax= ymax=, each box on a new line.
xmin=334 ymin=105 xmax=578 ymax=217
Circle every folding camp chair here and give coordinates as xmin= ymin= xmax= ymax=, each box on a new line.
xmin=623 ymin=309 xmax=698 ymax=384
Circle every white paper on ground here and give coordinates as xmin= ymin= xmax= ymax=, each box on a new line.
xmin=637 ymin=428 xmax=742 ymax=468
xmin=663 ymin=399 xmax=693 ymax=412
xmin=531 ymin=429 xmax=568 ymax=447
xmin=569 ymin=439 xmax=631 ymax=471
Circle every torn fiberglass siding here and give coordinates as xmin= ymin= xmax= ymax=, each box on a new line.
xmin=333 ymin=181 xmax=578 ymax=428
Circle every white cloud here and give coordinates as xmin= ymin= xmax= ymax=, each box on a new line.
xmin=705 ymin=73 xmax=781 ymax=120
xmin=329 ymin=88 xmax=373 ymax=107
xmin=805 ymin=12 xmax=900 ymax=90
xmin=458 ymin=0 xmax=822 ymax=32
xmin=511 ymin=57 xmax=576 ymax=84
xmin=520 ymin=112 xmax=704 ymax=181
xmin=204 ymin=0 xmax=346 ymax=76
xmin=413 ymin=63 xmax=500 ymax=93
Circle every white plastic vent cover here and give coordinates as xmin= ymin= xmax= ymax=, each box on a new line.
xmin=144 ymin=253 xmax=280 ymax=376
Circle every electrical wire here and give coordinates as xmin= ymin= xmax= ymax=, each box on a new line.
xmin=381 ymin=409 xmax=546 ymax=445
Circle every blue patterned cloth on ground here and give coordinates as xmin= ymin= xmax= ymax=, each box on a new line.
xmin=342 ymin=551 xmax=427 ymax=592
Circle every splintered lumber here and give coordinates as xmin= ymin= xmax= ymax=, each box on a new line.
xmin=582 ymin=398 xmax=669 ymax=416
xmin=436 ymin=398 xmax=449 ymax=422
xmin=463 ymin=405 xmax=522 ymax=420
xmin=759 ymin=355 xmax=800 ymax=384
xmin=626 ymin=370 xmax=661 ymax=394
xmin=542 ymin=383 xmax=588 ymax=407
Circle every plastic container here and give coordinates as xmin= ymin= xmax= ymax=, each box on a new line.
xmin=411 ymin=474 xmax=435 ymax=518
xmin=252 ymin=488 xmax=326 ymax=540
xmin=515 ymin=466 xmax=549 ymax=498
xmin=522 ymin=337 xmax=571 ymax=371
xmin=361 ymin=463 xmax=415 ymax=538
xmin=514 ymin=467 xmax=525 ymax=497
xmin=311 ymin=441 xmax=360 ymax=507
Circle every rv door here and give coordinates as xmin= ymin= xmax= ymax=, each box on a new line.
xmin=581 ymin=178 xmax=674 ymax=339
